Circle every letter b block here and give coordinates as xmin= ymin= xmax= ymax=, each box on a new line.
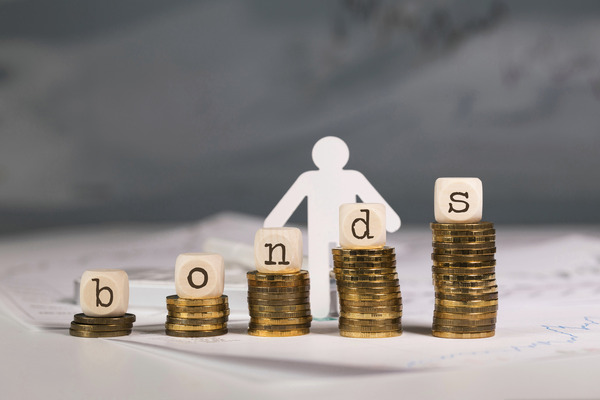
xmin=339 ymin=203 xmax=386 ymax=249
xmin=254 ymin=228 xmax=302 ymax=273
xmin=175 ymin=253 xmax=224 ymax=299
xmin=80 ymin=269 xmax=129 ymax=317
xmin=434 ymin=177 xmax=483 ymax=223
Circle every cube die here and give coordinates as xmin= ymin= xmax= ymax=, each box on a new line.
xmin=175 ymin=253 xmax=225 ymax=299
xmin=80 ymin=269 xmax=129 ymax=317
xmin=254 ymin=227 xmax=302 ymax=273
xmin=434 ymin=177 xmax=483 ymax=223
xmin=339 ymin=203 xmax=386 ymax=249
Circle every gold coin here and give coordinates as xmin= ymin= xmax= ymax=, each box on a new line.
xmin=338 ymin=323 xmax=402 ymax=332
xmin=248 ymin=328 xmax=310 ymax=337
xmin=435 ymin=305 xmax=498 ymax=314
xmin=335 ymin=273 xmax=399 ymax=282
xmin=333 ymin=261 xmax=396 ymax=269
xmin=166 ymin=316 xmax=228 ymax=326
xmin=435 ymin=298 xmax=498 ymax=307
xmin=168 ymin=310 xmax=230 ymax=319
xmin=432 ymin=324 xmax=495 ymax=333
xmin=247 ymin=298 xmax=311 ymax=306
xmin=433 ymin=317 xmax=496 ymax=326
xmin=340 ymin=311 xmax=402 ymax=319
xmin=432 ymin=254 xmax=495 ymax=262
xmin=248 ymin=322 xmax=311 ymax=330
xmin=432 ymin=229 xmax=496 ymax=236
xmin=432 ymin=235 xmax=495 ymax=243
xmin=332 ymin=247 xmax=395 ymax=255
xmin=250 ymin=316 xmax=313 ymax=325
xmin=340 ymin=330 xmax=401 ymax=338
xmin=69 ymin=329 xmax=132 ymax=338
xmin=433 ymin=272 xmax=496 ymax=281
xmin=431 ymin=222 xmax=494 ymax=230
xmin=166 ymin=295 xmax=228 ymax=307
xmin=167 ymin=304 xmax=230 ymax=313
xmin=434 ymin=280 xmax=497 ymax=289
xmin=434 ymin=311 xmax=497 ymax=320
xmin=247 ymin=292 xmax=310 ymax=301
xmin=433 ymin=260 xmax=496 ymax=268
xmin=432 ymin=248 xmax=497 ymax=256
xmin=166 ymin=328 xmax=228 ymax=337
xmin=340 ymin=304 xmax=402 ymax=313
xmin=432 ymin=330 xmax=494 ymax=339
xmin=73 ymin=313 xmax=136 ymax=325
xmin=70 ymin=322 xmax=133 ymax=332
xmin=432 ymin=266 xmax=495 ymax=275
xmin=336 ymin=280 xmax=399 ymax=288
xmin=339 ymin=298 xmax=402 ymax=307
xmin=165 ymin=322 xmax=227 ymax=331
xmin=435 ymin=292 xmax=498 ymax=301
xmin=333 ymin=266 xmax=397 ymax=275
xmin=333 ymin=255 xmax=396 ymax=262
xmin=249 ymin=311 xmax=312 ymax=319
xmin=248 ymin=286 xmax=310 ymax=293
xmin=248 ymin=303 xmax=311 ymax=312
xmin=434 ymin=285 xmax=499 ymax=295
xmin=339 ymin=316 xmax=401 ymax=326
xmin=433 ymin=242 xmax=496 ymax=250
xmin=247 ymin=270 xmax=309 ymax=282
xmin=247 ymin=279 xmax=309 ymax=288
xmin=337 ymin=288 xmax=401 ymax=296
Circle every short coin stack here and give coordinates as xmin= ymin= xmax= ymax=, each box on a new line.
xmin=247 ymin=270 xmax=312 ymax=337
xmin=431 ymin=222 xmax=497 ymax=339
xmin=333 ymin=247 xmax=403 ymax=338
xmin=70 ymin=313 xmax=136 ymax=338
xmin=165 ymin=295 xmax=229 ymax=337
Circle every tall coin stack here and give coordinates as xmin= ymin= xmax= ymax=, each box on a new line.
xmin=432 ymin=178 xmax=497 ymax=339
xmin=247 ymin=270 xmax=312 ymax=337
xmin=335 ymin=203 xmax=402 ymax=338
xmin=165 ymin=295 xmax=229 ymax=337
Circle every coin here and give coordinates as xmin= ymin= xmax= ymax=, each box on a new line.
xmin=250 ymin=316 xmax=313 ymax=325
xmin=339 ymin=330 xmax=401 ymax=338
xmin=433 ymin=280 xmax=497 ymax=289
xmin=166 ymin=316 xmax=228 ymax=326
xmin=247 ymin=279 xmax=308 ymax=288
xmin=432 ymin=235 xmax=495 ymax=243
xmin=433 ymin=317 xmax=496 ymax=326
xmin=249 ymin=311 xmax=312 ymax=319
xmin=248 ymin=328 xmax=310 ymax=337
xmin=340 ymin=311 xmax=402 ymax=319
xmin=433 ymin=242 xmax=496 ymax=250
xmin=431 ymin=222 xmax=494 ymax=230
xmin=167 ymin=304 xmax=229 ymax=313
xmin=339 ymin=316 xmax=401 ymax=325
xmin=247 ymin=298 xmax=311 ymax=306
xmin=247 ymin=270 xmax=309 ymax=281
xmin=333 ymin=267 xmax=397 ymax=275
xmin=434 ymin=305 xmax=498 ymax=314
xmin=332 ymin=247 xmax=395 ymax=256
xmin=166 ymin=328 xmax=228 ymax=337
xmin=248 ymin=322 xmax=311 ymax=330
xmin=432 ymin=331 xmax=494 ymax=339
xmin=337 ymin=288 xmax=401 ymax=296
xmin=247 ymin=292 xmax=310 ymax=300
xmin=248 ymin=286 xmax=310 ymax=293
xmin=435 ymin=292 xmax=498 ymax=301
xmin=248 ymin=304 xmax=311 ymax=312
xmin=432 ymin=266 xmax=496 ymax=275
xmin=432 ymin=254 xmax=496 ymax=262
xmin=69 ymin=329 xmax=132 ymax=338
xmin=338 ymin=323 xmax=402 ymax=332
xmin=432 ymin=324 xmax=495 ymax=333
xmin=335 ymin=273 xmax=399 ymax=282
xmin=433 ymin=311 xmax=497 ymax=320
xmin=339 ymin=298 xmax=402 ymax=307
xmin=73 ymin=313 xmax=136 ymax=325
xmin=168 ymin=310 xmax=230 ymax=319
xmin=340 ymin=304 xmax=402 ymax=313
xmin=432 ymin=229 xmax=496 ymax=236
xmin=433 ymin=285 xmax=499 ymax=295
xmin=333 ymin=255 xmax=396 ymax=262
xmin=432 ymin=260 xmax=496 ymax=268
xmin=432 ymin=248 xmax=497 ymax=256
xmin=165 ymin=323 xmax=227 ymax=331
xmin=433 ymin=273 xmax=496 ymax=281
xmin=166 ymin=295 xmax=228 ymax=306
xmin=336 ymin=280 xmax=400 ymax=288
xmin=435 ymin=298 xmax=498 ymax=307
xmin=70 ymin=322 xmax=133 ymax=332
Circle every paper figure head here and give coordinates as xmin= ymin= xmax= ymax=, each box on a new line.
xmin=312 ymin=136 xmax=349 ymax=170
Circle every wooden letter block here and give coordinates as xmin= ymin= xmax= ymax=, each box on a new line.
xmin=175 ymin=253 xmax=224 ymax=299
xmin=80 ymin=269 xmax=129 ymax=317
xmin=254 ymin=228 xmax=302 ymax=273
xmin=339 ymin=203 xmax=386 ymax=249
xmin=434 ymin=177 xmax=483 ymax=223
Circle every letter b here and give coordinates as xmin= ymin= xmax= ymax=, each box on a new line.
xmin=80 ymin=270 xmax=129 ymax=317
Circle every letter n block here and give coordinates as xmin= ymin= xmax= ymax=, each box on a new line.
xmin=254 ymin=228 xmax=302 ymax=273
xmin=80 ymin=269 xmax=129 ymax=317
xmin=339 ymin=203 xmax=386 ymax=249
xmin=175 ymin=253 xmax=224 ymax=299
xmin=434 ymin=177 xmax=483 ymax=223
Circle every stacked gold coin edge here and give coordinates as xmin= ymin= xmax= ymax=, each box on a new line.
xmin=431 ymin=222 xmax=497 ymax=339
xmin=247 ymin=270 xmax=312 ymax=337
xmin=69 ymin=313 xmax=136 ymax=338
xmin=165 ymin=294 xmax=230 ymax=337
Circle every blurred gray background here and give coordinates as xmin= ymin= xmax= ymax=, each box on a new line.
xmin=1 ymin=0 xmax=599 ymax=233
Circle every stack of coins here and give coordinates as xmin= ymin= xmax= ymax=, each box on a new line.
xmin=165 ymin=295 xmax=229 ymax=337
xmin=431 ymin=222 xmax=497 ymax=339
xmin=70 ymin=313 xmax=136 ymax=338
xmin=333 ymin=247 xmax=403 ymax=338
xmin=247 ymin=270 xmax=312 ymax=337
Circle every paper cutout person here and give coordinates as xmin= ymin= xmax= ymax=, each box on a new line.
xmin=264 ymin=136 xmax=401 ymax=318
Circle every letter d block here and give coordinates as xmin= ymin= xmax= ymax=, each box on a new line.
xmin=80 ymin=269 xmax=129 ymax=317
xmin=434 ymin=177 xmax=483 ymax=223
xmin=339 ymin=203 xmax=386 ymax=249
xmin=175 ymin=253 xmax=224 ymax=299
xmin=254 ymin=228 xmax=302 ymax=273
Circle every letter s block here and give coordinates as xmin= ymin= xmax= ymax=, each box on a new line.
xmin=175 ymin=253 xmax=224 ymax=299
xmin=254 ymin=228 xmax=302 ymax=273
xmin=339 ymin=203 xmax=386 ymax=249
xmin=434 ymin=177 xmax=483 ymax=223
xmin=80 ymin=269 xmax=129 ymax=317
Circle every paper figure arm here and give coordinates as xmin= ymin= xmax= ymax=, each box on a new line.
xmin=354 ymin=173 xmax=401 ymax=232
xmin=264 ymin=172 xmax=310 ymax=228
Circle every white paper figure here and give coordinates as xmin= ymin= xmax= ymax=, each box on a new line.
xmin=264 ymin=136 xmax=401 ymax=318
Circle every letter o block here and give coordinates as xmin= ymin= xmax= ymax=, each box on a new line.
xmin=434 ymin=177 xmax=483 ymax=223
xmin=175 ymin=253 xmax=224 ymax=299
xmin=254 ymin=228 xmax=302 ymax=273
xmin=339 ymin=203 xmax=386 ymax=249
xmin=80 ymin=269 xmax=129 ymax=317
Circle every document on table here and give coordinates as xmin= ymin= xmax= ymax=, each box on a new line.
xmin=0 ymin=213 xmax=599 ymax=381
